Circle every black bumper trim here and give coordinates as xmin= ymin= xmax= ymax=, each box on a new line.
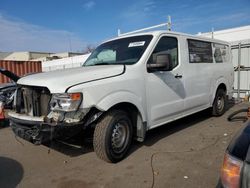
xmin=9 ymin=116 xmax=83 ymax=145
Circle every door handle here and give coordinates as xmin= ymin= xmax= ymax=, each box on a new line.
xmin=175 ymin=74 xmax=182 ymax=79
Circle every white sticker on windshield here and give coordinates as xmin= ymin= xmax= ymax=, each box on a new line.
xmin=128 ymin=41 xmax=145 ymax=47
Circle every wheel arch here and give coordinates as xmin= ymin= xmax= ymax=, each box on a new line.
xmin=84 ymin=91 xmax=148 ymax=142
xmin=107 ymin=102 xmax=147 ymax=142
xmin=94 ymin=97 xmax=147 ymax=142
xmin=217 ymin=83 xmax=227 ymax=92
xmin=211 ymin=81 xmax=227 ymax=105
xmin=96 ymin=91 xmax=147 ymax=122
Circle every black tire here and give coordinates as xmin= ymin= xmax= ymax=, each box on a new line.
xmin=212 ymin=89 xmax=226 ymax=116
xmin=93 ymin=110 xmax=133 ymax=163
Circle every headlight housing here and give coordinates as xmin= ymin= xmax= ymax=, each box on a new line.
xmin=50 ymin=93 xmax=82 ymax=112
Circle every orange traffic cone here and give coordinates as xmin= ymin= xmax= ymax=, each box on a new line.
xmin=0 ymin=102 xmax=5 ymax=120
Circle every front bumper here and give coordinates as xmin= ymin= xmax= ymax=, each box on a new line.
xmin=9 ymin=113 xmax=82 ymax=145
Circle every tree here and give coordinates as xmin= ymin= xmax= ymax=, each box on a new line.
xmin=83 ymin=44 xmax=96 ymax=54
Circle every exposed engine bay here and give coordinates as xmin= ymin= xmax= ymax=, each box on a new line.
xmin=8 ymin=85 xmax=92 ymax=144
xmin=12 ymin=85 xmax=87 ymax=124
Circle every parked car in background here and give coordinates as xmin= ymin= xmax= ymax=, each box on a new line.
xmin=219 ymin=119 xmax=250 ymax=188
xmin=0 ymin=68 xmax=19 ymax=109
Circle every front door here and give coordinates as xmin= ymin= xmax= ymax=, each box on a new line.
xmin=146 ymin=36 xmax=185 ymax=129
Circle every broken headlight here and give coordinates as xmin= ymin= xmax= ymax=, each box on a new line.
xmin=50 ymin=93 xmax=82 ymax=112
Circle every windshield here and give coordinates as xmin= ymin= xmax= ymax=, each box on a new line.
xmin=84 ymin=35 xmax=153 ymax=66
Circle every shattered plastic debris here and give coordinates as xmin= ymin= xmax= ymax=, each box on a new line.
xmin=153 ymin=171 xmax=159 ymax=176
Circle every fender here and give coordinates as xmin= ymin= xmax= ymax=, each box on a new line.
xmin=96 ymin=91 xmax=147 ymax=122
xmin=211 ymin=77 xmax=228 ymax=104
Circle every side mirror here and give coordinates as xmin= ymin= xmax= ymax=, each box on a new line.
xmin=147 ymin=54 xmax=173 ymax=72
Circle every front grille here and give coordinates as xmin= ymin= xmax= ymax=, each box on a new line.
xmin=16 ymin=86 xmax=51 ymax=117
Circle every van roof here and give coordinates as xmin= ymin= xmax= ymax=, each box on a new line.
xmin=105 ymin=30 xmax=230 ymax=45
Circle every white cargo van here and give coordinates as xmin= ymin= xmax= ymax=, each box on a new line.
xmin=9 ymin=30 xmax=234 ymax=163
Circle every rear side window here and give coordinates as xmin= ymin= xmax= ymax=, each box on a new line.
xmin=213 ymin=43 xmax=229 ymax=63
xmin=188 ymin=39 xmax=213 ymax=63
xmin=148 ymin=36 xmax=178 ymax=68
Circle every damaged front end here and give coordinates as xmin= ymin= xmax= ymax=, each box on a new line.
xmin=8 ymin=86 xmax=91 ymax=145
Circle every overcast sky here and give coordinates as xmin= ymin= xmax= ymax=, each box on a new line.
xmin=0 ymin=0 xmax=250 ymax=52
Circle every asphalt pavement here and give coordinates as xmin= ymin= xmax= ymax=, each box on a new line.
xmin=0 ymin=102 xmax=249 ymax=188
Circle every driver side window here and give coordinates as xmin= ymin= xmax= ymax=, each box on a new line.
xmin=148 ymin=36 xmax=178 ymax=68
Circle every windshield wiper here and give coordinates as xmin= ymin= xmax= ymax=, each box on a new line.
xmin=93 ymin=62 xmax=111 ymax=66
xmin=85 ymin=62 xmax=111 ymax=66
xmin=85 ymin=60 xmax=134 ymax=67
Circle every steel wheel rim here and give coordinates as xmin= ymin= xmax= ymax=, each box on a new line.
xmin=217 ymin=96 xmax=224 ymax=112
xmin=111 ymin=122 xmax=128 ymax=153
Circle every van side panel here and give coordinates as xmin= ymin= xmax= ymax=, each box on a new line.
xmin=181 ymin=37 xmax=213 ymax=112
xmin=183 ymin=37 xmax=233 ymax=115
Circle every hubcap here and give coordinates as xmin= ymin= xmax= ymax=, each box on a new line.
xmin=111 ymin=122 xmax=128 ymax=153
xmin=217 ymin=96 xmax=224 ymax=112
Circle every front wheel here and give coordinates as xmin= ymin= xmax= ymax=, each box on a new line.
xmin=212 ymin=89 xmax=226 ymax=116
xmin=93 ymin=110 xmax=133 ymax=163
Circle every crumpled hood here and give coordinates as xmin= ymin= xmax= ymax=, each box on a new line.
xmin=17 ymin=65 xmax=125 ymax=93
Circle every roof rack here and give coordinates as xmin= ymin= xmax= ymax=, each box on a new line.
xmin=118 ymin=16 xmax=172 ymax=37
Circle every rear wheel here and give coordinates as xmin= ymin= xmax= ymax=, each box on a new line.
xmin=93 ymin=110 xmax=133 ymax=163
xmin=212 ymin=89 xmax=226 ymax=116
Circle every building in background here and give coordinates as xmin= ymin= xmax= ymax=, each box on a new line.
xmin=198 ymin=25 xmax=250 ymax=99
xmin=42 ymin=53 xmax=90 ymax=72
xmin=197 ymin=25 xmax=250 ymax=42
xmin=34 ymin=52 xmax=85 ymax=62
xmin=0 ymin=51 xmax=84 ymax=61
xmin=0 ymin=52 xmax=50 ymax=61
xmin=0 ymin=51 xmax=88 ymax=83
